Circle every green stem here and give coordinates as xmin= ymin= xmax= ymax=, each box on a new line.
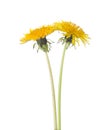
xmin=45 ymin=52 xmax=57 ymax=130
xmin=57 ymin=43 xmax=67 ymax=130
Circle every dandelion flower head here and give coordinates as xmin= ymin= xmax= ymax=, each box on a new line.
xmin=20 ymin=25 xmax=55 ymax=44
xmin=54 ymin=21 xmax=89 ymax=46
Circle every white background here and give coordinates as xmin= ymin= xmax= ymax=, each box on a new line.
xmin=0 ymin=0 xmax=109 ymax=130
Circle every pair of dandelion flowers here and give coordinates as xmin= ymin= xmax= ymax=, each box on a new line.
xmin=20 ymin=21 xmax=89 ymax=51
xmin=20 ymin=21 xmax=89 ymax=130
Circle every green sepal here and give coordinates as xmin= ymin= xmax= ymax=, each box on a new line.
xmin=33 ymin=43 xmax=36 ymax=49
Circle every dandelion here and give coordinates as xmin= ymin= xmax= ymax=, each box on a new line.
xmin=20 ymin=24 xmax=57 ymax=130
xmin=54 ymin=21 xmax=89 ymax=130
xmin=54 ymin=21 xmax=89 ymax=46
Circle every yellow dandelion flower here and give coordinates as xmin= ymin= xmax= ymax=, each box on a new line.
xmin=20 ymin=25 xmax=55 ymax=44
xmin=54 ymin=21 xmax=89 ymax=46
